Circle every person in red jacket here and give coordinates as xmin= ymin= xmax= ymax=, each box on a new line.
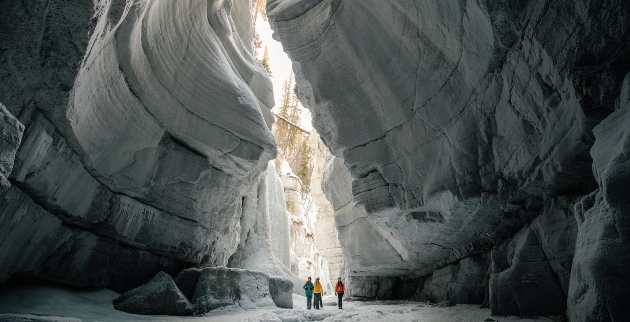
xmin=335 ymin=277 xmax=345 ymax=309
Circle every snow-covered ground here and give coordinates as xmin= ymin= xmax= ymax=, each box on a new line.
xmin=0 ymin=283 xmax=558 ymax=322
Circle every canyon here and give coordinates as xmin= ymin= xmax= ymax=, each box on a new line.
xmin=1 ymin=0 xmax=629 ymax=321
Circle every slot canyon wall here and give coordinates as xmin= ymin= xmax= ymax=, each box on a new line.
xmin=268 ymin=0 xmax=630 ymax=320
xmin=0 ymin=0 xmax=279 ymax=292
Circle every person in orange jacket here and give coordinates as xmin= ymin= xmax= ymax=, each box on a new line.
xmin=313 ymin=277 xmax=324 ymax=309
xmin=335 ymin=277 xmax=345 ymax=309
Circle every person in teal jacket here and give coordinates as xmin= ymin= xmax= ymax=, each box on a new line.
xmin=303 ymin=277 xmax=314 ymax=309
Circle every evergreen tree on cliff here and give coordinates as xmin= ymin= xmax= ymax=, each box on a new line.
xmin=273 ymin=74 xmax=313 ymax=191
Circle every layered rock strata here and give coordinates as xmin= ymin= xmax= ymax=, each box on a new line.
xmin=268 ymin=0 xmax=630 ymax=317
xmin=0 ymin=0 xmax=275 ymax=291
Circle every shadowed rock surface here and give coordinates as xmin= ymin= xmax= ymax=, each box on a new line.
xmin=113 ymin=272 xmax=194 ymax=316
xmin=267 ymin=0 xmax=630 ymax=318
xmin=0 ymin=315 xmax=81 ymax=322
xmin=0 ymin=103 xmax=23 ymax=192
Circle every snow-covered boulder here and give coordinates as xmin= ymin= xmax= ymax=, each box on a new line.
xmin=191 ymin=267 xmax=292 ymax=314
xmin=113 ymin=272 xmax=194 ymax=316
xmin=269 ymin=276 xmax=294 ymax=309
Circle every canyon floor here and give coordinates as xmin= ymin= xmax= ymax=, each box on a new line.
xmin=0 ymin=282 xmax=560 ymax=322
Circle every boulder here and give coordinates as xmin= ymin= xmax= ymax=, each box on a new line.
xmin=173 ymin=268 xmax=203 ymax=301
xmin=192 ymin=267 xmax=292 ymax=314
xmin=269 ymin=276 xmax=294 ymax=309
xmin=113 ymin=271 xmax=194 ymax=316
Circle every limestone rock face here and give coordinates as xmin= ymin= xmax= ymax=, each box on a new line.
xmin=309 ymin=131 xmax=343 ymax=280
xmin=567 ymin=80 xmax=630 ymax=322
xmin=530 ymin=196 xmax=578 ymax=295
xmin=0 ymin=0 xmax=275 ymax=290
xmin=113 ymin=271 xmax=194 ymax=316
xmin=416 ymin=254 xmax=489 ymax=304
xmin=0 ymin=103 xmax=23 ymax=192
xmin=227 ymin=162 xmax=304 ymax=295
xmin=278 ymin=165 xmax=332 ymax=294
xmin=0 ymin=186 xmax=181 ymax=293
xmin=489 ymin=227 xmax=566 ymax=316
xmin=268 ymin=0 xmax=630 ymax=316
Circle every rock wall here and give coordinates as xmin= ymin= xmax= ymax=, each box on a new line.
xmin=0 ymin=0 xmax=276 ymax=291
xmin=227 ymin=161 xmax=304 ymax=295
xmin=568 ymin=75 xmax=630 ymax=321
xmin=268 ymin=0 xmax=630 ymax=318
xmin=0 ymin=103 xmax=23 ymax=192
xmin=309 ymin=130 xmax=343 ymax=281
xmin=277 ymin=159 xmax=332 ymax=294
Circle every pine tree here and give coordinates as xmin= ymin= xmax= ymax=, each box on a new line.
xmin=272 ymin=74 xmax=313 ymax=191
xmin=261 ymin=46 xmax=272 ymax=76
xmin=253 ymin=0 xmax=267 ymax=22
xmin=254 ymin=32 xmax=262 ymax=56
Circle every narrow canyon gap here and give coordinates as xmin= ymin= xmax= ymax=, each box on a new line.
xmin=0 ymin=0 xmax=629 ymax=321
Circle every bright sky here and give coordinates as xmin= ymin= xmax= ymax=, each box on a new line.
xmin=255 ymin=16 xmax=313 ymax=131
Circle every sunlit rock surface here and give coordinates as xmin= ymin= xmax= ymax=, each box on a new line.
xmin=268 ymin=0 xmax=630 ymax=317
xmin=309 ymin=131 xmax=343 ymax=281
xmin=0 ymin=0 xmax=275 ymax=290
xmin=269 ymin=157 xmax=332 ymax=294
xmin=228 ymin=161 xmax=304 ymax=295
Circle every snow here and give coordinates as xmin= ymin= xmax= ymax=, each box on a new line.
xmin=0 ymin=283 xmax=558 ymax=322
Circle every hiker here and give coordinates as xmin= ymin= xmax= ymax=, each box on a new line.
xmin=313 ymin=277 xmax=324 ymax=309
xmin=303 ymin=277 xmax=314 ymax=309
xmin=335 ymin=277 xmax=345 ymax=309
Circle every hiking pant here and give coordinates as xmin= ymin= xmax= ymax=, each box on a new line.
xmin=306 ymin=295 xmax=312 ymax=309
xmin=337 ymin=293 xmax=344 ymax=308
xmin=313 ymin=293 xmax=322 ymax=309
